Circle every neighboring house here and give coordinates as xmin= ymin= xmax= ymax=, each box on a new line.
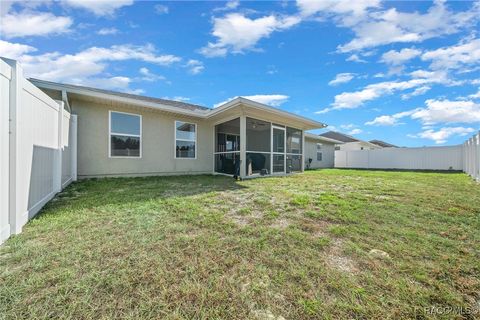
xmin=304 ymin=133 xmax=343 ymax=169
xmin=320 ymin=131 xmax=382 ymax=151
xmin=31 ymin=79 xmax=327 ymax=179
xmin=369 ymin=140 xmax=399 ymax=148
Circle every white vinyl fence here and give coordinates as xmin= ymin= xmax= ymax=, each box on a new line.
xmin=335 ymin=145 xmax=464 ymax=171
xmin=0 ymin=58 xmax=77 ymax=245
xmin=463 ymin=132 xmax=480 ymax=181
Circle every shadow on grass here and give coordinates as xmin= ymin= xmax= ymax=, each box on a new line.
xmin=36 ymin=174 xmax=247 ymax=218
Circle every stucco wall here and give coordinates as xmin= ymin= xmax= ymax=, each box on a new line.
xmin=72 ymin=100 xmax=214 ymax=178
xmin=305 ymin=138 xmax=335 ymax=168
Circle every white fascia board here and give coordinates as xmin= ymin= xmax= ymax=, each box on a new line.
xmin=208 ymin=97 xmax=327 ymax=129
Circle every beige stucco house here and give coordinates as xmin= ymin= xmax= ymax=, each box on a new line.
xmin=31 ymin=79 xmax=332 ymax=180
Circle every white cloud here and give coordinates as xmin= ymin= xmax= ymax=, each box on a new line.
xmin=162 ymin=96 xmax=191 ymax=102
xmin=469 ymin=89 xmax=480 ymax=99
xmin=421 ymin=38 xmax=480 ymax=71
xmin=401 ymin=86 xmax=431 ymax=100
xmin=97 ymin=27 xmax=119 ymax=35
xmin=411 ymin=99 xmax=480 ymax=124
xmin=328 ymin=73 xmax=355 ymax=86
xmin=337 ymin=0 xmax=480 ymax=52
xmin=346 ymin=54 xmax=367 ymax=63
xmin=365 ymin=109 xmax=418 ymax=126
xmin=154 ymin=4 xmax=169 ymax=15
xmin=83 ymin=76 xmax=132 ymax=90
xmin=62 ymin=0 xmax=133 ymax=16
xmin=0 ymin=11 xmax=72 ymax=38
xmin=2 ymin=40 xmax=182 ymax=92
xmin=138 ymin=67 xmax=166 ymax=82
xmin=214 ymin=94 xmax=289 ymax=108
xmin=0 ymin=39 xmax=36 ymax=59
xmin=348 ymin=128 xmax=363 ymax=135
xmin=414 ymin=127 xmax=475 ymax=144
xmin=366 ymin=97 xmax=480 ymax=127
xmin=339 ymin=124 xmax=363 ymax=135
xmin=213 ymin=0 xmax=240 ymax=12
xmin=317 ymin=70 xmax=454 ymax=113
xmin=296 ymin=0 xmax=380 ymax=20
xmin=185 ymin=59 xmax=204 ymax=75
xmin=381 ymin=48 xmax=421 ymax=65
xmin=199 ymin=13 xmax=300 ymax=57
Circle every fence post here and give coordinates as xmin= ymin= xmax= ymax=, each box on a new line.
xmin=54 ymin=101 xmax=63 ymax=192
xmin=0 ymin=60 xmax=12 ymax=244
xmin=475 ymin=131 xmax=480 ymax=181
xmin=7 ymin=60 xmax=20 ymax=234
xmin=71 ymin=114 xmax=78 ymax=181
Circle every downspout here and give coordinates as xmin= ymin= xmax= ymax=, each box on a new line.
xmin=62 ymin=90 xmax=72 ymax=113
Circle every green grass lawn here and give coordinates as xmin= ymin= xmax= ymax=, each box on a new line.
xmin=1 ymin=169 xmax=479 ymax=319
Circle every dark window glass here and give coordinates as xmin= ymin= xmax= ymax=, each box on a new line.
xmin=317 ymin=152 xmax=322 ymax=161
xmin=111 ymin=135 xmax=140 ymax=157
xmin=246 ymin=118 xmax=271 ymax=152
xmin=176 ymin=140 xmax=195 ymax=158
xmin=215 ymin=118 xmax=240 ymax=152
xmin=111 ymin=112 xmax=140 ymax=135
xmin=286 ymin=127 xmax=302 ymax=154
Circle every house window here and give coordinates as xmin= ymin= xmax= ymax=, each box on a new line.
xmin=316 ymin=143 xmax=322 ymax=161
xmin=109 ymin=111 xmax=141 ymax=157
xmin=175 ymin=121 xmax=196 ymax=158
xmin=335 ymin=146 xmax=340 ymax=150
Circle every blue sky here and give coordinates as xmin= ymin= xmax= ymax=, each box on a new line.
xmin=1 ymin=0 xmax=479 ymax=146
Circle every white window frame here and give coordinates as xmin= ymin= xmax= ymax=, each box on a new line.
xmin=174 ymin=120 xmax=197 ymax=159
xmin=109 ymin=110 xmax=142 ymax=158
xmin=317 ymin=143 xmax=322 ymax=162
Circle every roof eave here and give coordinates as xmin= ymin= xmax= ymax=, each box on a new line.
xmin=208 ymin=97 xmax=327 ymax=130
xmin=30 ymin=79 xmax=208 ymax=118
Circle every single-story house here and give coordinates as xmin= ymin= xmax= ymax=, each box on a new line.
xmin=31 ymin=79 xmax=331 ymax=180
xmin=304 ymin=133 xmax=343 ymax=169
xmin=320 ymin=131 xmax=382 ymax=151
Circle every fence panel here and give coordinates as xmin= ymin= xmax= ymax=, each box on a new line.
xmin=335 ymin=145 xmax=463 ymax=171
xmin=463 ymin=132 xmax=480 ymax=181
xmin=1 ymin=58 xmax=77 ymax=244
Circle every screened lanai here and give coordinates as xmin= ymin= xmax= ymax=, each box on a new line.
xmin=214 ymin=116 xmax=304 ymax=178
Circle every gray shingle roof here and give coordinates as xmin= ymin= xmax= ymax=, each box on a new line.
xmin=369 ymin=140 xmax=398 ymax=148
xmin=29 ymin=78 xmax=210 ymax=113
xmin=319 ymin=131 xmax=359 ymax=143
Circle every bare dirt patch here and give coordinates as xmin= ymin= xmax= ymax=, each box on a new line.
xmin=325 ymin=239 xmax=358 ymax=274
